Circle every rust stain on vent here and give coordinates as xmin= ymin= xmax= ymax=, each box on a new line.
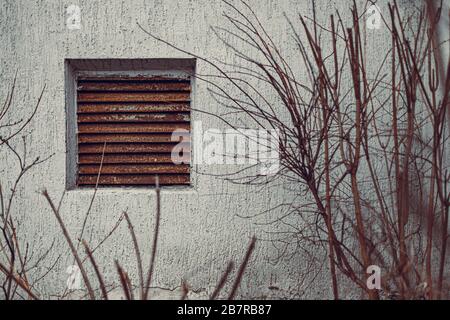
xmin=78 ymin=123 xmax=190 ymax=134
xmin=76 ymin=76 xmax=191 ymax=187
xmin=78 ymin=92 xmax=190 ymax=103
xmin=79 ymin=164 xmax=189 ymax=174
xmin=78 ymin=113 xmax=190 ymax=123
xmin=78 ymin=175 xmax=190 ymax=185
xmin=78 ymin=133 xmax=190 ymax=144
xmin=78 ymin=103 xmax=190 ymax=114
xmin=78 ymin=143 xmax=190 ymax=154
xmin=78 ymin=81 xmax=190 ymax=92
xmin=78 ymin=153 xmax=190 ymax=164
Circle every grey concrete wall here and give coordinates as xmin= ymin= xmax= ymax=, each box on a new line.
xmin=0 ymin=0 xmax=404 ymax=299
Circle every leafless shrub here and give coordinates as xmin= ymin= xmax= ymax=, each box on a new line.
xmin=40 ymin=178 xmax=256 ymax=300
xmin=138 ymin=0 xmax=449 ymax=299
xmin=0 ymin=75 xmax=53 ymax=299
xmin=0 ymin=74 xmax=257 ymax=300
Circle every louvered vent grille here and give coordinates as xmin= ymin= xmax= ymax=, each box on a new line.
xmin=76 ymin=76 xmax=191 ymax=187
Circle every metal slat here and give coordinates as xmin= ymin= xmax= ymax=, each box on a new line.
xmin=78 ymin=153 xmax=190 ymax=164
xmin=78 ymin=133 xmax=190 ymax=144
xmin=78 ymin=123 xmax=190 ymax=133
xmin=77 ymin=76 xmax=190 ymax=82
xmin=79 ymin=164 xmax=189 ymax=174
xmin=77 ymin=113 xmax=189 ymax=123
xmin=77 ymin=103 xmax=190 ymax=114
xmin=78 ymin=92 xmax=190 ymax=103
xmin=77 ymin=174 xmax=190 ymax=185
xmin=78 ymin=81 xmax=190 ymax=92
xmin=78 ymin=143 xmax=190 ymax=154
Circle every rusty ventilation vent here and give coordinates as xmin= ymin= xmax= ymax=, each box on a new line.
xmin=76 ymin=75 xmax=191 ymax=187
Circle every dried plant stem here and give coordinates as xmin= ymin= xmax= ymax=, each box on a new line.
xmin=123 ymin=212 xmax=144 ymax=300
xmin=143 ymin=176 xmax=161 ymax=300
xmin=42 ymin=190 xmax=95 ymax=300
xmin=115 ymin=261 xmax=132 ymax=300
xmin=228 ymin=237 xmax=256 ymax=300
xmin=181 ymin=280 xmax=189 ymax=300
xmin=77 ymin=142 xmax=106 ymax=252
xmin=0 ymin=262 xmax=38 ymax=300
xmin=82 ymin=240 xmax=108 ymax=300
xmin=210 ymin=261 xmax=234 ymax=300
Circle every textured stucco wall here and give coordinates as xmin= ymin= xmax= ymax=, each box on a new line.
xmin=0 ymin=0 xmax=401 ymax=299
